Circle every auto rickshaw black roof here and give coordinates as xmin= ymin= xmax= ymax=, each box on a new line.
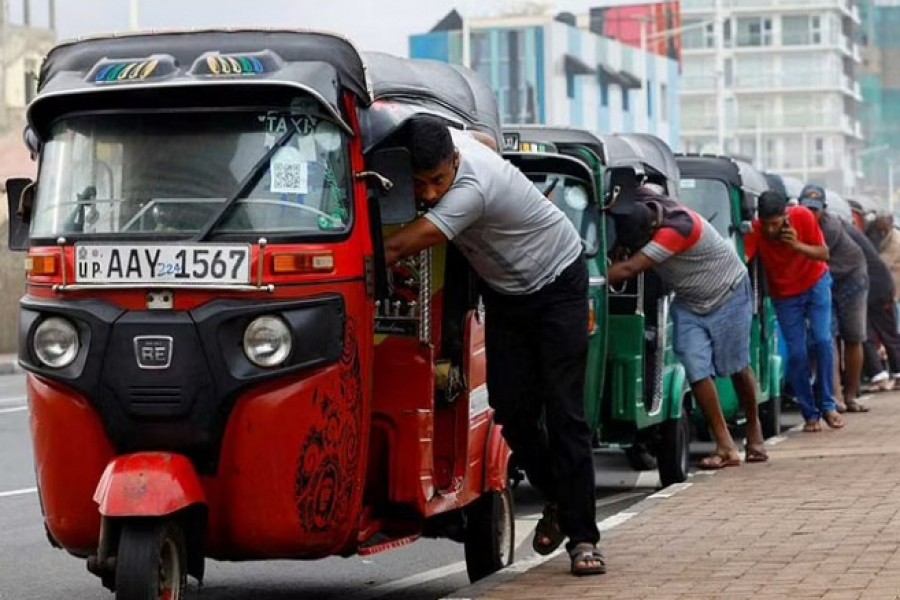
xmin=363 ymin=51 xmax=501 ymax=150
xmin=676 ymin=154 xmax=770 ymax=196
xmin=29 ymin=29 xmax=372 ymax=138
xmin=676 ymin=153 xmax=771 ymax=220
xmin=502 ymin=125 xmax=679 ymax=185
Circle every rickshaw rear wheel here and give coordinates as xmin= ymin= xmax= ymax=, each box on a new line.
xmin=115 ymin=520 xmax=187 ymax=600
xmin=657 ymin=404 xmax=690 ymax=488
xmin=464 ymin=488 xmax=515 ymax=583
xmin=759 ymin=395 xmax=782 ymax=439
xmin=624 ymin=442 xmax=658 ymax=471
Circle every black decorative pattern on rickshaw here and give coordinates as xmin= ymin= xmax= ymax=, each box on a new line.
xmin=294 ymin=316 xmax=362 ymax=533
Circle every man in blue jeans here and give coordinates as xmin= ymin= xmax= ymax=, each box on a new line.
xmin=745 ymin=192 xmax=845 ymax=432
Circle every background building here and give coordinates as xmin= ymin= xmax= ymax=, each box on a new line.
xmin=859 ymin=0 xmax=900 ymax=205
xmin=679 ymin=0 xmax=863 ymax=195
xmin=410 ymin=5 xmax=682 ymax=149
xmin=0 ymin=0 xmax=55 ymax=354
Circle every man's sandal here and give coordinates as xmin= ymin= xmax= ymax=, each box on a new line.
xmin=569 ymin=543 xmax=606 ymax=576
xmin=844 ymin=399 xmax=870 ymax=413
xmin=532 ymin=503 xmax=565 ymax=556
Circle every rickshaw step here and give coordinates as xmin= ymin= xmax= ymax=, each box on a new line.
xmin=359 ymin=533 xmax=420 ymax=556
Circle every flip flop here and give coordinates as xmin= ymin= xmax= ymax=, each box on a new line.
xmin=745 ymin=448 xmax=769 ymax=463
xmin=532 ymin=503 xmax=565 ymax=556
xmin=803 ymin=420 xmax=822 ymax=433
xmin=697 ymin=454 xmax=741 ymax=470
xmin=823 ymin=411 xmax=845 ymax=429
xmin=569 ymin=543 xmax=606 ymax=576
xmin=844 ymin=400 xmax=870 ymax=413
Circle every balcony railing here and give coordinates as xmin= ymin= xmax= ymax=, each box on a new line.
xmin=682 ymin=0 xmax=852 ymax=11
xmin=682 ymin=110 xmax=856 ymax=132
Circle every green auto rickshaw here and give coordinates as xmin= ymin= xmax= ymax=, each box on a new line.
xmin=503 ymin=126 xmax=691 ymax=487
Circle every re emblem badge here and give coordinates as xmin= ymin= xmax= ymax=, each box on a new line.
xmin=133 ymin=336 xmax=173 ymax=370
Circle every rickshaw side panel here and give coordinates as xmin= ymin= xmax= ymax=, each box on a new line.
xmin=205 ymin=285 xmax=371 ymax=559
xmin=28 ymin=375 xmax=114 ymax=556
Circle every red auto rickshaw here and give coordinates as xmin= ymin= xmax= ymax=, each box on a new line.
xmin=5 ymin=30 xmax=513 ymax=598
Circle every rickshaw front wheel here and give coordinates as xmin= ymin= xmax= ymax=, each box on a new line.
xmin=464 ymin=488 xmax=515 ymax=583
xmin=115 ymin=520 xmax=187 ymax=600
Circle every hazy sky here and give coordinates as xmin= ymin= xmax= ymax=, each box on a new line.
xmin=6 ymin=0 xmax=653 ymax=56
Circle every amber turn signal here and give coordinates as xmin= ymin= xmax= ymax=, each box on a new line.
xmin=26 ymin=254 xmax=59 ymax=276
xmin=271 ymin=252 xmax=335 ymax=274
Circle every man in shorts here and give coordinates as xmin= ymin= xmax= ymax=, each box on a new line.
xmin=798 ymin=185 xmax=868 ymax=411
xmin=608 ymin=188 xmax=768 ymax=468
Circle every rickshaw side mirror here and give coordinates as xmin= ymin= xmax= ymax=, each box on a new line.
xmin=6 ymin=177 xmax=35 ymax=251
xmin=366 ymin=147 xmax=417 ymax=226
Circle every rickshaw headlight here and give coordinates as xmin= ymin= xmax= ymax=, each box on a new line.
xmin=243 ymin=316 xmax=292 ymax=368
xmin=33 ymin=317 xmax=80 ymax=369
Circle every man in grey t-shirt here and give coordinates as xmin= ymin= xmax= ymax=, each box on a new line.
xmin=385 ymin=115 xmax=604 ymax=576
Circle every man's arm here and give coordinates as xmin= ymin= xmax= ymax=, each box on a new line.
xmin=607 ymin=252 xmax=657 ymax=285
xmin=385 ymin=218 xmax=449 ymax=265
xmin=781 ymin=227 xmax=829 ymax=261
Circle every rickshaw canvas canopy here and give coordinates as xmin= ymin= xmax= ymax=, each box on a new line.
xmin=29 ymin=29 xmax=372 ymax=137
xmin=360 ymin=52 xmax=502 ymax=152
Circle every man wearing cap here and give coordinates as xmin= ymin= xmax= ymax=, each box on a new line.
xmin=798 ymin=185 xmax=869 ymax=413
xmin=745 ymin=191 xmax=845 ymax=432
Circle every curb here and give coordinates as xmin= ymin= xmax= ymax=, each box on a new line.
xmin=440 ymin=426 xmax=796 ymax=600
xmin=439 ymin=482 xmax=693 ymax=600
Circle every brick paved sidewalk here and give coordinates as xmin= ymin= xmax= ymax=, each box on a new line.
xmin=453 ymin=393 xmax=900 ymax=600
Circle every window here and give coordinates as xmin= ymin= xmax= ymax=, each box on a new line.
xmin=736 ymin=17 xmax=772 ymax=47
xmin=647 ymin=83 xmax=653 ymax=117
xmin=814 ymin=137 xmax=825 ymax=167
xmin=599 ymin=72 xmax=609 ymax=107
xmin=683 ymin=19 xmax=716 ymax=49
xmin=660 ymin=84 xmax=668 ymax=121
xmin=622 ymin=88 xmax=630 ymax=112
xmin=567 ymin=72 xmax=575 ymax=99
xmin=24 ymin=58 xmax=38 ymax=104
xmin=782 ymin=15 xmax=823 ymax=46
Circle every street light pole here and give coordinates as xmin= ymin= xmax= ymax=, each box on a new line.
xmin=129 ymin=0 xmax=139 ymax=31
xmin=889 ymin=157 xmax=895 ymax=215
xmin=714 ymin=0 xmax=726 ymax=153
xmin=640 ymin=17 xmax=649 ymax=133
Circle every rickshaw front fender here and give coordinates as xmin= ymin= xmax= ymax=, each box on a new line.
xmin=94 ymin=452 xmax=206 ymax=517
xmin=665 ymin=362 xmax=688 ymax=421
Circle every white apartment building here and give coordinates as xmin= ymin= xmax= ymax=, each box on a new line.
xmin=680 ymin=0 xmax=863 ymax=194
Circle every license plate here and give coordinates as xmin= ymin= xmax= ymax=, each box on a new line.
xmin=75 ymin=244 xmax=251 ymax=284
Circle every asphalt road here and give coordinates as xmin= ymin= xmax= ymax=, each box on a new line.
xmin=0 ymin=372 xmax=673 ymax=600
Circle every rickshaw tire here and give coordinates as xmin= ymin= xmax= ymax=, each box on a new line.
xmin=115 ymin=520 xmax=187 ymax=600
xmin=657 ymin=406 xmax=690 ymax=488
xmin=464 ymin=488 xmax=515 ymax=583
xmin=624 ymin=443 xmax=658 ymax=471
xmin=759 ymin=395 xmax=782 ymax=440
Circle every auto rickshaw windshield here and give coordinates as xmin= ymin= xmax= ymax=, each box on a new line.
xmin=31 ymin=107 xmax=351 ymax=239
xmin=678 ymin=178 xmax=733 ymax=245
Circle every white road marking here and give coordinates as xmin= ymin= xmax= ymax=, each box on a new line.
xmin=345 ymin=561 xmax=467 ymax=600
xmin=0 ymin=406 xmax=27 ymax=415
xmin=0 ymin=487 xmax=37 ymax=499
xmin=648 ymin=482 xmax=692 ymax=499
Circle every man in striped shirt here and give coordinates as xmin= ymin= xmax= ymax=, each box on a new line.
xmin=608 ymin=188 xmax=767 ymax=468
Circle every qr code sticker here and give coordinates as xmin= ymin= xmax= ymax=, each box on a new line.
xmin=270 ymin=147 xmax=308 ymax=194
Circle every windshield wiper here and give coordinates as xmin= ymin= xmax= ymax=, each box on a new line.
xmin=195 ymin=127 xmax=296 ymax=241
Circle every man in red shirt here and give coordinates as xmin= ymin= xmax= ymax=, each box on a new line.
xmin=745 ymin=192 xmax=845 ymax=432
